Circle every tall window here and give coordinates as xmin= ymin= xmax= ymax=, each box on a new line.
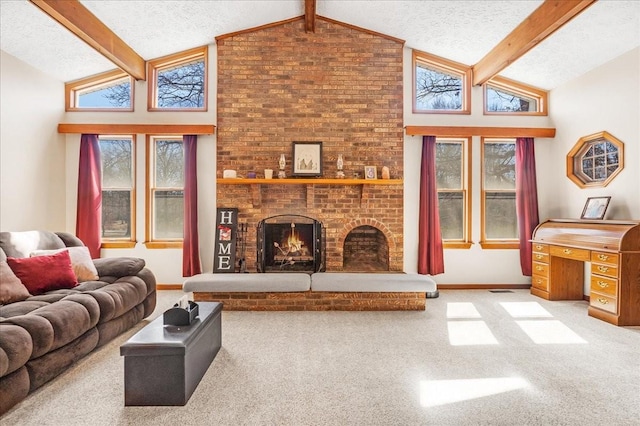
xmin=65 ymin=70 xmax=133 ymax=111
xmin=147 ymin=136 xmax=184 ymax=246
xmin=147 ymin=46 xmax=207 ymax=111
xmin=413 ymin=50 xmax=471 ymax=114
xmin=484 ymin=76 xmax=547 ymax=116
xmin=436 ymin=138 xmax=471 ymax=248
xmin=481 ymin=139 xmax=518 ymax=248
xmin=100 ymin=136 xmax=135 ymax=247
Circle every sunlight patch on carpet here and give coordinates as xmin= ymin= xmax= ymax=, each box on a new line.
xmin=516 ymin=320 xmax=587 ymax=344
xmin=447 ymin=321 xmax=498 ymax=345
xmin=420 ymin=377 xmax=529 ymax=407
xmin=446 ymin=302 xmax=481 ymax=319
xmin=500 ymin=302 xmax=553 ymax=318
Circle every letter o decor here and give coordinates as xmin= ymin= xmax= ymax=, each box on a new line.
xmin=566 ymin=131 xmax=624 ymax=188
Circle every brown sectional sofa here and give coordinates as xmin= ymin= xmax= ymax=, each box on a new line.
xmin=0 ymin=231 xmax=156 ymax=415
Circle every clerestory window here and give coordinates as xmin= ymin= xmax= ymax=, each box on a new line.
xmin=413 ymin=50 xmax=471 ymax=114
xmin=484 ymin=76 xmax=547 ymax=116
xmin=65 ymin=70 xmax=133 ymax=111
xmin=147 ymin=46 xmax=207 ymax=111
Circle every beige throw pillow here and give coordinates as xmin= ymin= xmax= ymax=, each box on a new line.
xmin=31 ymin=246 xmax=99 ymax=282
xmin=0 ymin=260 xmax=32 ymax=304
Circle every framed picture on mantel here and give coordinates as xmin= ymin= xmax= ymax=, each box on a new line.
xmin=292 ymin=141 xmax=322 ymax=177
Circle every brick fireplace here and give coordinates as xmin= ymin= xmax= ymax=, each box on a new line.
xmin=215 ymin=16 xmax=404 ymax=272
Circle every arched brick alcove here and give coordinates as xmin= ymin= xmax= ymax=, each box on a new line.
xmin=339 ymin=218 xmax=401 ymax=272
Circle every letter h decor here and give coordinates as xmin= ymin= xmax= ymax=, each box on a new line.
xmin=213 ymin=208 xmax=239 ymax=272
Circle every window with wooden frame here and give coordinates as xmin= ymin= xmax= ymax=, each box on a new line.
xmin=65 ymin=69 xmax=133 ymax=111
xmin=146 ymin=136 xmax=184 ymax=248
xmin=436 ymin=138 xmax=472 ymax=248
xmin=413 ymin=50 xmax=471 ymax=114
xmin=147 ymin=46 xmax=207 ymax=111
xmin=567 ymin=131 xmax=624 ymax=188
xmin=99 ymin=136 xmax=136 ymax=248
xmin=483 ymin=76 xmax=548 ymax=115
xmin=481 ymin=138 xmax=518 ymax=249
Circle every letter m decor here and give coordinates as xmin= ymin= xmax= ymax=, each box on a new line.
xmin=213 ymin=208 xmax=239 ymax=273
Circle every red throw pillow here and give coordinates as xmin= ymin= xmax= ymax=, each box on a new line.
xmin=7 ymin=250 xmax=78 ymax=295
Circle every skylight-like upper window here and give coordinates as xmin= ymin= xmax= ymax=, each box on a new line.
xmin=65 ymin=70 xmax=133 ymax=111
xmin=483 ymin=76 xmax=547 ymax=116
xmin=413 ymin=50 xmax=471 ymax=114
xmin=147 ymin=46 xmax=207 ymax=111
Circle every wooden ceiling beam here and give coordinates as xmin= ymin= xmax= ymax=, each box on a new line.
xmin=405 ymin=126 xmax=556 ymax=138
xmin=472 ymin=0 xmax=596 ymax=86
xmin=304 ymin=0 xmax=316 ymax=32
xmin=30 ymin=0 xmax=146 ymax=81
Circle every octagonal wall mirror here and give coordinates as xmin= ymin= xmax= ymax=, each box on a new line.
xmin=566 ymin=131 xmax=624 ymax=188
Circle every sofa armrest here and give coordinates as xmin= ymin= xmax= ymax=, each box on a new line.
xmin=93 ymin=257 xmax=145 ymax=278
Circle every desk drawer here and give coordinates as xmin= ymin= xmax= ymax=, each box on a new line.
xmin=591 ymin=251 xmax=618 ymax=266
xmin=591 ymin=263 xmax=618 ymax=279
xmin=590 ymin=293 xmax=617 ymax=314
xmin=532 ymin=243 xmax=549 ymax=254
xmin=550 ymin=246 xmax=590 ymax=262
xmin=531 ymin=275 xmax=548 ymax=291
xmin=532 ymin=262 xmax=549 ymax=277
xmin=590 ymin=275 xmax=617 ymax=297
xmin=532 ymin=252 xmax=549 ymax=263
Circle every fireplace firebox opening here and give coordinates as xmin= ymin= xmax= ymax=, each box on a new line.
xmin=257 ymin=215 xmax=325 ymax=273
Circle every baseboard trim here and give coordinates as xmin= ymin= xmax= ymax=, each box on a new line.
xmin=157 ymin=284 xmax=183 ymax=290
xmin=437 ymin=284 xmax=531 ymax=290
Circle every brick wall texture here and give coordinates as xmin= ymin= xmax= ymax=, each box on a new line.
xmin=216 ymin=17 xmax=404 ymax=272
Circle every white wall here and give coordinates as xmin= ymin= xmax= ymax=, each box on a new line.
xmin=545 ymin=47 xmax=640 ymax=220
xmin=402 ymin=47 xmax=554 ymax=284
xmin=0 ymin=51 xmax=66 ymax=231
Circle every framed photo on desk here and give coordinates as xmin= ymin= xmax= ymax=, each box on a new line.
xmin=580 ymin=196 xmax=611 ymax=220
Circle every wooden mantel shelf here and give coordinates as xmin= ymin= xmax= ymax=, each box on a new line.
xmin=216 ymin=178 xmax=403 ymax=185
xmin=217 ymin=178 xmax=403 ymax=207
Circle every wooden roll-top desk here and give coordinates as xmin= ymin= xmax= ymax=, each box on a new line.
xmin=531 ymin=219 xmax=640 ymax=326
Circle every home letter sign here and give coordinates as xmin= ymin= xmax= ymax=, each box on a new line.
xmin=213 ymin=208 xmax=238 ymax=273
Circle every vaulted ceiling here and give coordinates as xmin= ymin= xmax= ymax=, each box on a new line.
xmin=1 ymin=0 xmax=638 ymax=90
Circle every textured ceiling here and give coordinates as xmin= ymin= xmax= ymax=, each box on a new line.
xmin=1 ymin=0 xmax=638 ymax=90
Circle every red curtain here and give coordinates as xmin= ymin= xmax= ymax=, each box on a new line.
xmin=183 ymin=135 xmax=202 ymax=277
xmin=418 ymin=136 xmax=445 ymax=275
xmin=76 ymin=134 xmax=102 ymax=259
xmin=515 ymin=137 xmax=540 ymax=276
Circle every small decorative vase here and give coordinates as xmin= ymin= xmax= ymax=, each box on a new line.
xmin=381 ymin=166 xmax=390 ymax=179
xmin=278 ymin=154 xmax=286 ymax=179
xmin=336 ymin=154 xmax=345 ymax=179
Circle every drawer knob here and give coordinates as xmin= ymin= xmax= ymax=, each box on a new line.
xmin=597 ymin=281 xmax=609 ymax=288
xmin=535 ymin=266 xmax=543 ymax=271
xmin=535 ymin=245 xmax=542 ymax=250
xmin=563 ymin=249 xmax=572 ymax=254
xmin=597 ymin=266 xmax=609 ymax=273
xmin=535 ymin=254 xmax=543 ymax=260
xmin=597 ymin=254 xmax=609 ymax=261
xmin=597 ymin=298 xmax=608 ymax=305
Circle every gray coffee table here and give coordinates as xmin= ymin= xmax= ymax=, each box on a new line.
xmin=120 ymin=302 xmax=223 ymax=406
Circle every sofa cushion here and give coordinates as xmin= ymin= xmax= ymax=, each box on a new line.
xmin=0 ymin=231 xmax=65 ymax=259
xmin=0 ymin=323 xmax=33 ymax=377
xmin=0 ymin=261 xmax=31 ymax=304
xmin=7 ymin=251 xmax=78 ymax=295
xmin=93 ymin=257 xmax=145 ymax=278
xmin=31 ymin=246 xmax=99 ymax=282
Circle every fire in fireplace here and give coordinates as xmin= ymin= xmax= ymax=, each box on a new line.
xmin=257 ymin=215 xmax=325 ymax=273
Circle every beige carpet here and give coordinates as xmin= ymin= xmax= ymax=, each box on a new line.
xmin=2 ymin=289 xmax=639 ymax=426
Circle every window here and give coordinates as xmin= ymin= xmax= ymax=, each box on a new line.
xmin=100 ymin=136 xmax=135 ymax=248
xmin=413 ymin=50 xmax=471 ymax=114
xmin=567 ymin=131 xmax=624 ymax=188
xmin=436 ymin=138 xmax=472 ymax=248
xmin=484 ymin=76 xmax=547 ymax=115
xmin=147 ymin=136 xmax=184 ymax=247
xmin=481 ymin=139 xmax=518 ymax=248
xmin=147 ymin=46 xmax=207 ymax=111
xmin=65 ymin=70 xmax=133 ymax=111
